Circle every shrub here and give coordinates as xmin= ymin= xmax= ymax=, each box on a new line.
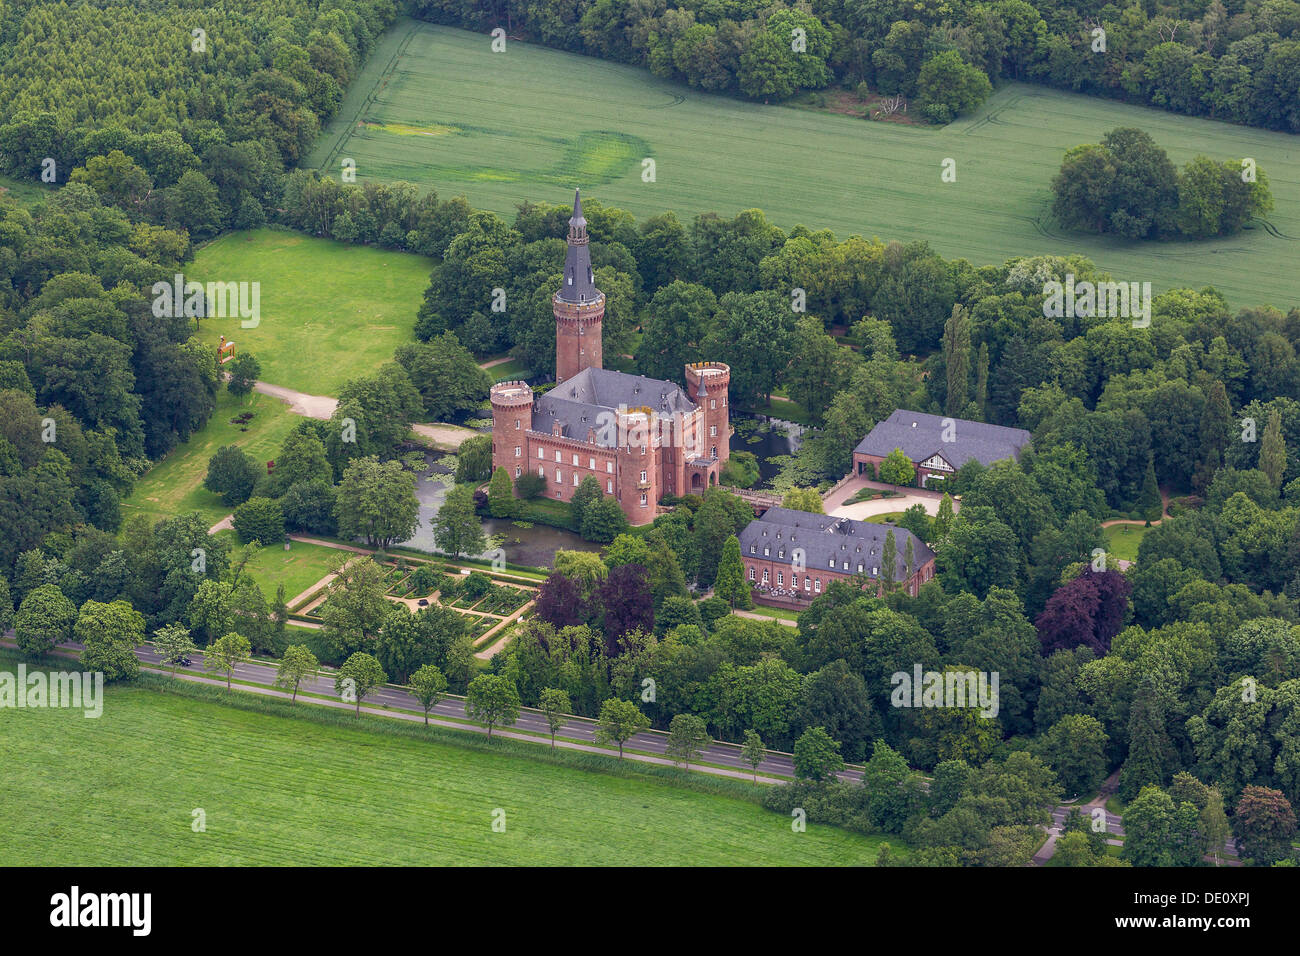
xmin=232 ymin=496 xmax=285 ymax=545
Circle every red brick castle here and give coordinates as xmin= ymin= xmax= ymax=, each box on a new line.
xmin=490 ymin=190 xmax=731 ymax=525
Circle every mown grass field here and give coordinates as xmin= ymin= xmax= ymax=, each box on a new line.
xmin=122 ymin=389 xmax=298 ymax=528
xmin=236 ymin=540 xmax=347 ymax=603
xmin=310 ymin=19 xmax=1300 ymax=309
xmin=190 ymin=229 xmax=432 ymax=395
xmin=1104 ymin=523 xmax=1149 ymax=563
xmin=0 ymin=670 xmax=884 ymax=866
xmin=0 ymin=172 xmax=54 ymax=206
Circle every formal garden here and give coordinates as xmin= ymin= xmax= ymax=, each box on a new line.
xmin=286 ymin=553 xmax=537 ymax=651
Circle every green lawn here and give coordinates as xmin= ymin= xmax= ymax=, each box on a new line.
xmin=863 ymin=511 xmax=907 ymax=524
xmin=0 ymin=669 xmax=884 ymax=866
xmin=0 ymin=172 xmax=55 ymax=206
xmin=309 ymin=19 xmax=1300 ymax=310
xmin=739 ymin=605 xmax=801 ymax=624
xmin=1104 ymin=524 xmax=1149 ymax=563
xmin=238 ymin=540 xmax=348 ymax=603
xmin=122 ymin=389 xmax=298 ymax=528
xmin=190 ymin=228 xmax=432 ymax=395
xmin=485 ymin=358 xmax=532 ymax=382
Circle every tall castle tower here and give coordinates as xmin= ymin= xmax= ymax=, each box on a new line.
xmin=554 ymin=189 xmax=604 ymax=384
xmin=684 ymin=362 xmax=732 ymax=465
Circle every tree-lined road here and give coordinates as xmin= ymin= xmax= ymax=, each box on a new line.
xmin=3 ymin=634 xmax=864 ymax=785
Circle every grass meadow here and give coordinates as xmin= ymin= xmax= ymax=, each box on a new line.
xmin=121 ymin=389 xmax=298 ymax=528
xmin=0 ymin=664 xmax=886 ymax=866
xmin=1104 ymin=524 xmax=1150 ymax=563
xmin=309 ymin=19 xmax=1300 ymax=309
xmin=235 ymin=540 xmax=348 ymax=603
xmin=189 ymin=228 xmax=432 ymax=396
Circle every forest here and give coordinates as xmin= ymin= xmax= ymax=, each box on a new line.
xmin=411 ymin=0 xmax=1300 ymax=131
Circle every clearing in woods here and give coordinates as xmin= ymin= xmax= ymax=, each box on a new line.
xmin=188 ymin=228 xmax=433 ymax=397
xmin=309 ymin=19 xmax=1300 ymax=310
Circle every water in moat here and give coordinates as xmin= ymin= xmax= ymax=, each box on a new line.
xmin=393 ymin=417 xmax=805 ymax=566
xmin=730 ymin=415 xmax=808 ymax=487
xmin=399 ymin=451 xmax=599 ymax=568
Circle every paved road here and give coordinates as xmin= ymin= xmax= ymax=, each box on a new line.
xmin=1032 ymin=770 xmax=1239 ymax=865
xmin=3 ymin=633 xmax=862 ymax=785
xmin=132 ymin=644 xmax=864 ymax=783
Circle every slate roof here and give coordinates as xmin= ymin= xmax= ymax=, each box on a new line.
xmin=853 ymin=409 xmax=1031 ymax=469
xmin=532 ymin=367 xmax=696 ymax=446
xmin=557 ymin=188 xmax=600 ymax=305
xmin=737 ymin=507 xmax=935 ymax=581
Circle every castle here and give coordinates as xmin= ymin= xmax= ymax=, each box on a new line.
xmin=490 ymin=190 xmax=731 ymax=525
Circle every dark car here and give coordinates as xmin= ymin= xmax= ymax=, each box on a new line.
xmin=177 ymin=655 xmax=192 ymax=667
xmin=417 ymin=598 xmax=429 ymax=607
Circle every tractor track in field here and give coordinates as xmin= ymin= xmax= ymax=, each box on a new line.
xmin=1257 ymin=219 xmax=1300 ymax=240
xmin=645 ymin=92 xmax=686 ymax=109
xmin=314 ymin=20 xmax=418 ymax=175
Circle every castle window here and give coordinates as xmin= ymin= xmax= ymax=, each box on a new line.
xmin=762 ymin=569 xmax=769 ymax=584
xmin=515 ymin=466 xmax=521 ymax=478
xmin=857 ymin=563 xmax=863 ymax=573
xmin=829 ymin=559 xmax=836 ymax=568
xmin=555 ymin=451 xmax=561 ymax=463
xmin=640 ymin=493 xmax=647 ymax=506
xmin=710 ymin=426 xmax=717 ymax=437
xmin=804 ymin=577 xmax=811 ymax=591
xmin=606 ymin=462 xmax=614 ymax=473
xmin=640 ymin=470 xmax=647 ymax=482
xmin=749 ymin=567 xmax=756 ymax=581
xmin=777 ymin=572 xmax=784 ymax=586
xmin=538 ymin=466 xmax=544 ymax=477
xmin=589 ymin=457 xmax=595 ymax=470
xmin=607 ymin=479 xmax=613 ymax=493
xmin=514 ymin=446 xmax=521 ymax=457
xmin=515 ymin=419 xmax=520 ymax=429
xmin=872 ymin=567 xmax=878 ymax=576
xmin=814 ymin=579 xmax=821 ymax=593
xmin=711 ymin=446 xmax=717 ymax=457
xmin=763 ymin=547 xmax=770 ymax=556
xmin=572 ymin=454 xmax=579 ymax=466
xmin=537 ymin=448 xmax=544 ymax=459
xmin=710 ymin=400 xmax=716 ymax=410
xmin=573 ymin=474 xmax=579 ymax=486
xmin=556 ymin=470 xmax=562 ymax=483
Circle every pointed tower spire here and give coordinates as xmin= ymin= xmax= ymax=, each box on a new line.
xmin=558 ymin=187 xmax=598 ymax=305
xmin=569 ymin=188 xmax=586 ymax=237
